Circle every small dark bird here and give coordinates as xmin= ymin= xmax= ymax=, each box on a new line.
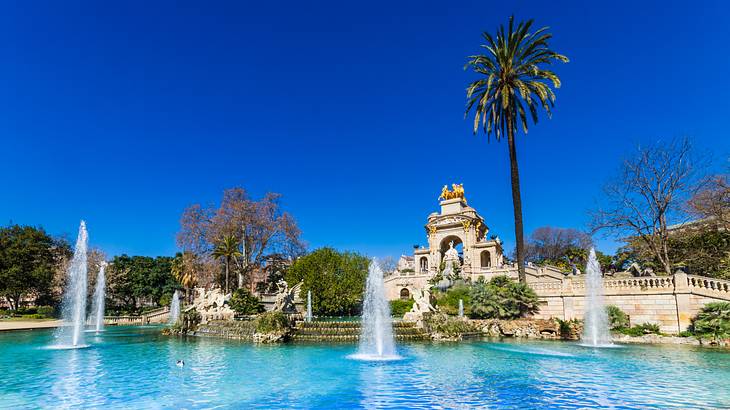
xmin=176 ymin=360 xmax=185 ymax=367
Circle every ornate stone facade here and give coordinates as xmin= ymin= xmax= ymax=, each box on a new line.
xmin=385 ymin=186 xmax=563 ymax=301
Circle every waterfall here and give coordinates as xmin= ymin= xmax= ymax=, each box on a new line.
xmin=582 ymin=248 xmax=612 ymax=346
xmin=89 ymin=261 xmax=107 ymax=332
xmin=350 ymin=259 xmax=399 ymax=361
xmin=458 ymin=299 xmax=464 ymax=318
xmin=169 ymin=290 xmax=180 ymax=325
xmin=54 ymin=221 xmax=89 ymax=348
xmin=306 ymin=290 xmax=312 ymax=322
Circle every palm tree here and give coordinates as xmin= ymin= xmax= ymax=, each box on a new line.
xmin=172 ymin=251 xmax=197 ymax=303
xmin=465 ymin=16 xmax=568 ymax=282
xmin=212 ymin=235 xmax=242 ymax=294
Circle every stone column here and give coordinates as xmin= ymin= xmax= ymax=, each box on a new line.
xmin=561 ymin=277 xmax=575 ymax=320
xmin=673 ymin=270 xmax=692 ymax=333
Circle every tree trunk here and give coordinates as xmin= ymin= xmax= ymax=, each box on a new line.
xmin=225 ymin=259 xmax=230 ymax=295
xmin=507 ymin=129 xmax=527 ymax=283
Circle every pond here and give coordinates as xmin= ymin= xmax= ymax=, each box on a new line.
xmin=1 ymin=326 xmax=729 ymax=409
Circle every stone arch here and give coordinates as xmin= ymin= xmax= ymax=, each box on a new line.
xmin=419 ymin=257 xmax=428 ymax=273
xmin=400 ymin=288 xmax=410 ymax=300
xmin=439 ymin=235 xmax=464 ymax=262
xmin=480 ymin=250 xmax=491 ymax=268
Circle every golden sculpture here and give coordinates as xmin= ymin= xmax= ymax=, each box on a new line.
xmin=438 ymin=183 xmax=466 ymax=202
xmin=461 ymin=220 xmax=471 ymax=232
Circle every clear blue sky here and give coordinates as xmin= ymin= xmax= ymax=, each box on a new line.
xmin=1 ymin=1 xmax=729 ymax=258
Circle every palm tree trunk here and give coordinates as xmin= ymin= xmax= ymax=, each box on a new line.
xmin=507 ymin=129 xmax=527 ymax=283
xmin=225 ymin=259 xmax=230 ymax=295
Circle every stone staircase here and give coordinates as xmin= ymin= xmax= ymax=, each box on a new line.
xmin=291 ymin=320 xmax=428 ymax=342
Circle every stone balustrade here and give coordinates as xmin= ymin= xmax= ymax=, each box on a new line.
xmin=531 ymin=271 xmax=730 ymax=334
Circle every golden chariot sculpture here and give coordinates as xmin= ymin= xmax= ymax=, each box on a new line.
xmin=438 ymin=183 xmax=466 ymax=202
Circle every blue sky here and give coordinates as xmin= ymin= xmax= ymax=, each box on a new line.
xmin=1 ymin=0 xmax=728 ymax=258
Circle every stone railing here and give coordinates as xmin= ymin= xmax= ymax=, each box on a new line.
xmin=104 ymin=306 xmax=177 ymax=325
xmin=686 ymin=275 xmax=730 ymax=294
xmin=104 ymin=315 xmax=147 ymax=325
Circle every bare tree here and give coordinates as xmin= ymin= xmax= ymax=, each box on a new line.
xmin=378 ymin=256 xmax=397 ymax=275
xmin=590 ymin=138 xmax=702 ymax=275
xmin=525 ymin=226 xmax=592 ymax=262
xmin=688 ymin=173 xmax=730 ymax=230
xmin=177 ymin=187 xmax=306 ymax=290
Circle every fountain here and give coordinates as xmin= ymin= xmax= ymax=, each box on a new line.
xmin=53 ymin=221 xmax=89 ymax=348
xmin=89 ymin=261 xmax=107 ymax=332
xmin=350 ymin=259 xmax=399 ymax=361
xmin=582 ymin=247 xmax=612 ymax=346
xmin=306 ymin=290 xmax=313 ymax=322
xmin=458 ymin=299 xmax=464 ymax=318
xmin=169 ymin=290 xmax=180 ymax=325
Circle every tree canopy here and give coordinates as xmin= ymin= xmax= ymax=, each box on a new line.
xmin=285 ymin=248 xmax=369 ymax=316
xmin=0 ymin=225 xmax=70 ymax=310
xmin=107 ymin=254 xmax=178 ymax=312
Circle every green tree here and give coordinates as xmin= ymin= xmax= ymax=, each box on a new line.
xmin=171 ymin=251 xmax=198 ymax=302
xmin=606 ymin=305 xmax=630 ymax=330
xmin=692 ymin=302 xmax=730 ymax=340
xmin=465 ymin=17 xmax=568 ymax=282
xmin=229 ymin=288 xmax=264 ymax=315
xmin=434 ymin=284 xmax=471 ymax=316
xmin=107 ymin=255 xmax=178 ymax=313
xmin=468 ymin=275 xmax=540 ymax=319
xmin=285 ymin=247 xmax=369 ymax=316
xmin=0 ymin=225 xmax=69 ymax=310
xmin=212 ymin=235 xmax=242 ymax=294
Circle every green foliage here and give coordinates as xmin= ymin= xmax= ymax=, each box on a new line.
xmin=285 ymin=247 xmax=369 ymax=316
xmin=389 ymin=299 xmax=414 ymax=317
xmin=606 ymin=305 xmax=630 ymax=330
xmin=0 ymin=225 xmax=71 ymax=310
xmin=229 ymin=288 xmax=264 ymax=315
xmin=434 ymin=284 xmax=471 ymax=316
xmin=36 ymin=305 xmax=55 ymax=318
xmin=254 ymin=311 xmax=289 ymax=333
xmin=468 ymin=276 xmax=540 ymax=319
xmin=678 ymin=330 xmax=694 ymax=338
xmin=692 ymin=302 xmax=730 ymax=340
xmin=669 ymin=230 xmax=730 ymax=279
xmin=620 ymin=323 xmax=661 ymax=337
xmin=425 ymin=313 xmax=475 ymax=336
xmin=107 ymin=254 xmax=178 ymax=313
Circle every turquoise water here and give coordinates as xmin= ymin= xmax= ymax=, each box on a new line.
xmin=2 ymin=326 xmax=730 ymax=409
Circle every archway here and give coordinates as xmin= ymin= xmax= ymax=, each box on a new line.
xmin=480 ymin=250 xmax=491 ymax=268
xmin=439 ymin=235 xmax=464 ymax=262
xmin=400 ymin=288 xmax=410 ymax=300
xmin=419 ymin=257 xmax=428 ymax=273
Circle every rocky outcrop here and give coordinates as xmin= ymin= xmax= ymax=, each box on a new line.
xmin=473 ymin=319 xmax=561 ymax=339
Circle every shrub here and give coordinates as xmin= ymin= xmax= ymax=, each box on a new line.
xmin=36 ymin=306 xmax=55 ymax=318
xmin=620 ymin=322 xmax=661 ymax=337
xmin=606 ymin=305 xmax=629 ymax=330
xmin=692 ymin=302 xmax=730 ymax=340
xmin=435 ymin=284 xmax=471 ymax=316
xmin=468 ymin=276 xmax=540 ymax=319
xmin=21 ymin=314 xmax=45 ymax=320
xmin=229 ymin=289 xmax=264 ymax=315
xmin=425 ymin=313 xmax=475 ymax=336
xmin=254 ymin=311 xmax=289 ymax=333
xmin=678 ymin=330 xmax=694 ymax=338
xmin=390 ymin=299 xmax=414 ymax=317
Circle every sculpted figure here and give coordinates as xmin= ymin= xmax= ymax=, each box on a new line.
xmin=439 ymin=185 xmax=450 ymax=201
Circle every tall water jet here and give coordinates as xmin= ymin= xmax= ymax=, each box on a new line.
xmin=168 ymin=290 xmax=180 ymax=325
xmin=458 ymin=299 xmax=464 ymax=318
xmin=54 ymin=221 xmax=89 ymax=348
xmin=351 ymin=259 xmax=398 ymax=361
xmin=582 ymin=248 xmax=612 ymax=346
xmin=306 ymin=290 xmax=313 ymax=322
xmin=89 ymin=261 xmax=107 ymax=332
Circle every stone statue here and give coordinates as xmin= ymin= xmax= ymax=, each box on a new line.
xmin=403 ymin=288 xmax=435 ymax=323
xmin=272 ymin=280 xmax=301 ymax=313
xmin=444 ymin=241 xmax=459 ymax=262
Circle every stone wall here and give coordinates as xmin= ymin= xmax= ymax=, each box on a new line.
xmin=532 ymin=272 xmax=730 ymax=334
